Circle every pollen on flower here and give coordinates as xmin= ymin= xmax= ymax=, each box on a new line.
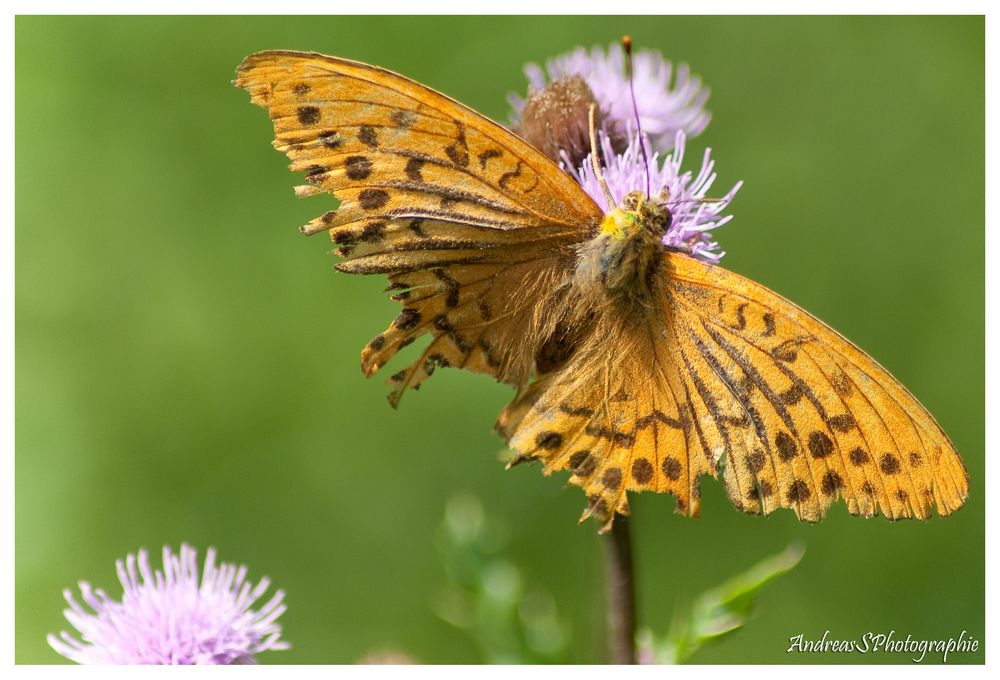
xmin=568 ymin=129 xmax=742 ymax=264
xmin=509 ymin=42 xmax=711 ymax=157
xmin=47 ymin=545 xmax=288 ymax=665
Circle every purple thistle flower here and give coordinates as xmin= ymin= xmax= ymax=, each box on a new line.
xmin=509 ymin=42 xmax=711 ymax=154
xmin=567 ymin=129 xmax=742 ymax=264
xmin=48 ymin=545 xmax=288 ymax=664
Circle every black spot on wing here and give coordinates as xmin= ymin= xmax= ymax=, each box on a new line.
xmin=297 ymin=106 xmax=320 ymax=125
xmin=445 ymin=121 xmax=469 ymax=167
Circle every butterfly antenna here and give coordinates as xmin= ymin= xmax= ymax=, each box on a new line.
xmin=589 ymin=103 xmax=616 ymax=207
xmin=623 ymin=36 xmax=651 ymax=198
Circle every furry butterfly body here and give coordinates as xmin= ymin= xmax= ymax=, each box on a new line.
xmin=236 ymin=50 xmax=968 ymax=527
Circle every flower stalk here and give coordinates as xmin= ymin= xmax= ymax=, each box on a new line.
xmin=603 ymin=517 xmax=637 ymax=664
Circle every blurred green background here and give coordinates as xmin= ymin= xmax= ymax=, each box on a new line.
xmin=15 ymin=15 xmax=983 ymax=664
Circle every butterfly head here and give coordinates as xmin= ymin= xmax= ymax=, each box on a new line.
xmin=577 ymin=188 xmax=673 ymax=297
xmin=599 ymin=189 xmax=673 ymax=241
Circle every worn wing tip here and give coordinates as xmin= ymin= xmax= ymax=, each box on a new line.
xmin=234 ymin=52 xmax=260 ymax=77
xmin=235 ymin=50 xmax=323 ymax=100
xmin=236 ymin=49 xmax=338 ymax=83
xmin=578 ymin=493 xmax=623 ymax=531
xmin=235 ymin=49 xmax=304 ymax=75
xmin=505 ymin=453 xmax=537 ymax=470
xmin=300 ymin=223 xmax=323 ymax=236
xmin=294 ymin=185 xmax=324 ymax=199
xmin=360 ymin=354 xmax=381 ymax=378
xmin=386 ymin=389 xmax=402 ymax=409
xmin=234 ymin=52 xmax=268 ymax=87
xmin=301 ymin=212 xmax=337 ymax=235
xmin=673 ymin=497 xmax=701 ymax=519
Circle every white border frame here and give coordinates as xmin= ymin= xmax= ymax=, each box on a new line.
xmin=3 ymin=2 xmax=993 ymax=676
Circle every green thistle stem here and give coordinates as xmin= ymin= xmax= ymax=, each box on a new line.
xmin=603 ymin=515 xmax=637 ymax=664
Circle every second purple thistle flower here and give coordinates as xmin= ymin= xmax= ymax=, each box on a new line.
xmin=509 ymin=41 xmax=739 ymax=265
xmin=509 ymin=42 xmax=712 ymax=167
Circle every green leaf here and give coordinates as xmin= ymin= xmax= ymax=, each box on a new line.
xmin=651 ymin=543 xmax=805 ymax=664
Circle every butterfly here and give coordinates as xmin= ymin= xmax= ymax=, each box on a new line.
xmin=235 ymin=50 xmax=968 ymax=529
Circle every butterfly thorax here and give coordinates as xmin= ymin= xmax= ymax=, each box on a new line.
xmin=575 ymin=190 xmax=672 ymax=300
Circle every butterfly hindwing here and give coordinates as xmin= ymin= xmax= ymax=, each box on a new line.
xmin=361 ymin=231 xmax=578 ymax=404
xmin=499 ymin=250 xmax=968 ymax=526
xmin=496 ymin=287 xmax=710 ymax=524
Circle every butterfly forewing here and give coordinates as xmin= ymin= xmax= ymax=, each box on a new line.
xmin=235 ymin=51 xmax=600 ymax=234
xmin=663 ymin=252 xmax=968 ymax=521
xmin=236 ymin=51 xmax=603 ymax=402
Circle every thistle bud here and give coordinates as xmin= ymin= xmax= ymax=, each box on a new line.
xmin=513 ymin=76 xmax=625 ymax=168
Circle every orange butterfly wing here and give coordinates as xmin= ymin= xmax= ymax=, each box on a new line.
xmin=664 ymin=252 xmax=968 ymax=521
xmin=500 ymin=251 xmax=968 ymax=525
xmin=235 ymin=51 xmax=603 ymax=401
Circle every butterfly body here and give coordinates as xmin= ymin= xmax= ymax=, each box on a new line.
xmin=237 ymin=50 xmax=968 ymax=529
xmin=577 ymin=190 xmax=671 ymax=301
